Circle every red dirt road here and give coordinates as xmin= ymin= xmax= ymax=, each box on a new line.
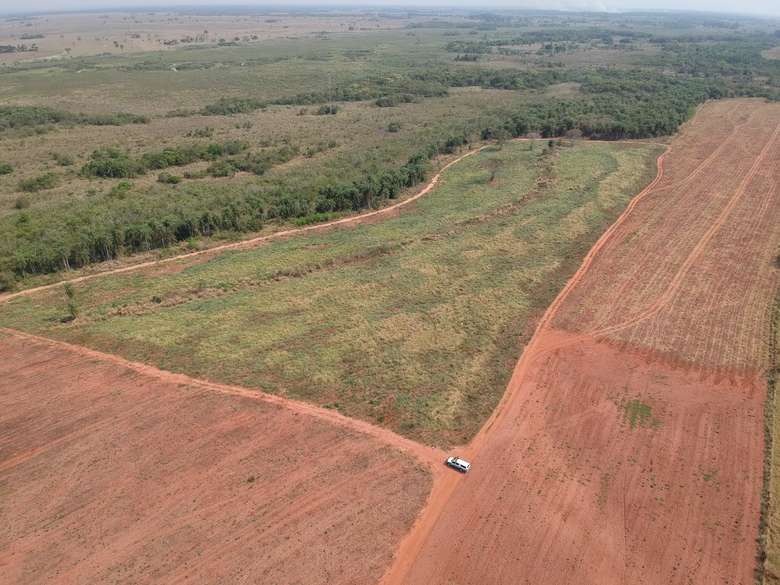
xmin=383 ymin=99 xmax=780 ymax=585
xmin=0 ymin=331 xmax=433 ymax=585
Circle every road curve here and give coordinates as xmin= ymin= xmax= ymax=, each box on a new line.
xmin=0 ymin=147 xmax=488 ymax=304
xmin=0 ymin=327 xmax=446 ymax=473
xmin=380 ymin=99 xmax=777 ymax=585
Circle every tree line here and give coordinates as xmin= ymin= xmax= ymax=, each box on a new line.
xmin=0 ymin=106 xmax=148 ymax=132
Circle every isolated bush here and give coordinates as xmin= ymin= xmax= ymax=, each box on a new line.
xmin=222 ymin=140 xmax=248 ymax=156
xmin=62 ymin=282 xmax=78 ymax=322
xmin=13 ymin=196 xmax=30 ymax=209
xmin=108 ymin=181 xmax=133 ymax=198
xmin=207 ymin=160 xmax=235 ymax=177
xmin=375 ymin=94 xmax=416 ymax=107
xmin=186 ymin=126 xmax=214 ymax=138
xmin=158 ymin=172 xmax=182 ymax=184
xmin=18 ymin=172 xmax=58 ymax=192
xmin=387 ymin=122 xmax=401 ymax=133
xmin=0 ymin=270 xmax=15 ymax=292
xmin=82 ymin=148 xmax=142 ymax=178
xmin=316 ymin=104 xmax=340 ymax=115
xmin=0 ymin=161 xmax=13 ymax=175
xmin=51 ymin=152 xmax=74 ymax=166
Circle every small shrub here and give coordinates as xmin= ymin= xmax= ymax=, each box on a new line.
xmin=223 ymin=140 xmax=247 ymax=155
xmin=316 ymin=104 xmax=340 ymax=115
xmin=158 ymin=172 xmax=182 ymax=184
xmin=375 ymin=94 xmax=417 ymax=108
xmin=51 ymin=152 xmax=74 ymax=166
xmin=13 ymin=196 xmax=30 ymax=209
xmin=82 ymin=148 xmax=142 ymax=178
xmin=207 ymin=159 xmax=236 ymax=177
xmin=0 ymin=270 xmax=16 ymax=292
xmin=387 ymin=122 xmax=401 ymax=133
xmin=18 ymin=172 xmax=58 ymax=192
xmin=186 ymin=126 xmax=214 ymax=138
xmin=0 ymin=161 xmax=12 ymax=175
xmin=63 ymin=282 xmax=78 ymax=321
xmin=294 ymin=212 xmax=339 ymax=226
xmin=108 ymin=181 xmax=133 ymax=198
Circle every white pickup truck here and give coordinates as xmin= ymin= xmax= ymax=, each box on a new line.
xmin=446 ymin=456 xmax=471 ymax=473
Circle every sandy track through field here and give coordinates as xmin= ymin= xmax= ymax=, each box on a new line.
xmin=0 ymin=327 xmax=444 ymax=471
xmin=590 ymin=122 xmax=778 ymax=341
xmin=382 ymin=99 xmax=779 ymax=585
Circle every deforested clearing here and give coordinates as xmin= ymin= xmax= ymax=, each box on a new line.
xmin=385 ymin=99 xmax=779 ymax=585
xmin=0 ymin=330 xmax=431 ymax=585
xmin=0 ymin=139 xmax=662 ymax=446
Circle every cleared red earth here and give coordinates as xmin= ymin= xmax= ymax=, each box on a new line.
xmin=0 ymin=331 xmax=432 ymax=585
xmin=384 ymin=99 xmax=780 ymax=585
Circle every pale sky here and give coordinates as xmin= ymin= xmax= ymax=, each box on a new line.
xmin=0 ymin=0 xmax=778 ymax=19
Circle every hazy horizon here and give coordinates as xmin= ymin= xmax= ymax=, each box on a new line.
xmin=1 ymin=1 xmax=778 ymax=19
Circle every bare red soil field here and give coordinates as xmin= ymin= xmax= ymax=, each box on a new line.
xmin=0 ymin=331 xmax=432 ymax=585
xmin=384 ymin=99 xmax=780 ymax=585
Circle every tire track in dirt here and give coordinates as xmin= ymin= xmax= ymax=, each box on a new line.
xmin=0 ymin=328 xmax=445 ymax=472
xmin=646 ymin=102 xmax=744 ymax=193
xmin=380 ymin=140 xmax=672 ymax=585
xmin=590 ymin=121 xmax=778 ymax=341
xmin=380 ymin=99 xmax=777 ymax=585
xmin=469 ymin=142 xmax=671 ymax=450
xmin=593 ymin=104 xmax=749 ymax=313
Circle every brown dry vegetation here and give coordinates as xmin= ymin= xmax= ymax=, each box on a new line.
xmin=0 ymin=11 xmax=412 ymax=62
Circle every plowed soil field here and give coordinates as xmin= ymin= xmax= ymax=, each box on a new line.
xmin=0 ymin=331 xmax=431 ymax=585
xmin=385 ymin=99 xmax=780 ymax=585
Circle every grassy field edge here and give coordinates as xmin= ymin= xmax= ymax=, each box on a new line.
xmin=762 ymin=283 xmax=780 ymax=583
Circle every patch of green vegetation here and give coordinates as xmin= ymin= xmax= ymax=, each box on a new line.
xmin=1 ymin=11 xmax=777 ymax=282
xmin=0 ymin=162 xmax=12 ymax=175
xmin=0 ymin=140 xmax=662 ymax=446
xmin=0 ymin=105 xmax=147 ymax=131
xmin=622 ymin=399 xmax=660 ymax=429
xmin=761 ymin=289 xmax=780 ymax=584
xmin=81 ymin=140 xmax=250 ymax=179
xmin=316 ymin=104 xmax=340 ymax=116
xmin=18 ymin=172 xmax=58 ymax=193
